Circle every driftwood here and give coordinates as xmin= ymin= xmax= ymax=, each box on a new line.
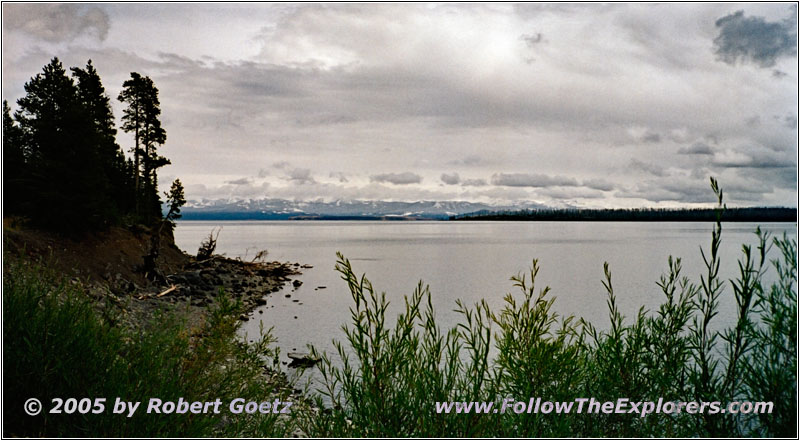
xmin=186 ymin=255 xmax=221 ymax=268
xmin=156 ymin=284 xmax=178 ymax=297
xmin=137 ymin=284 xmax=178 ymax=300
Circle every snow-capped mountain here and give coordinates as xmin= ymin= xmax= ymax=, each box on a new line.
xmin=179 ymin=198 xmax=547 ymax=220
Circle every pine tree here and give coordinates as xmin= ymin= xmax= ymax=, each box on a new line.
xmin=118 ymin=72 xmax=146 ymax=218
xmin=118 ymin=73 xmax=169 ymax=223
xmin=15 ymin=57 xmax=105 ymax=230
xmin=164 ymin=178 xmax=186 ymax=224
xmin=72 ymin=60 xmax=133 ymax=220
xmin=3 ymin=100 xmax=27 ymax=214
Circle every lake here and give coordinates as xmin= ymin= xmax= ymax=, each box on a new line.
xmin=174 ymin=221 xmax=796 ymax=377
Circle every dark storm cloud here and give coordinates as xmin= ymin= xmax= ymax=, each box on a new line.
xmin=225 ymin=177 xmax=251 ymax=185
xmin=713 ymin=9 xmax=797 ymax=68
xmin=679 ymin=142 xmax=714 ymax=155
xmin=441 ymin=173 xmax=461 ymax=185
xmin=491 ymin=173 xmax=579 ymax=188
xmin=3 ymin=3 xmax=110 ymax=42
xmin=370 ymin=172 xmax=423 ymax=185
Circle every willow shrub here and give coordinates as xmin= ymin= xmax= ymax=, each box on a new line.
xmin=306 ymin=178 xmax=797 ymax=437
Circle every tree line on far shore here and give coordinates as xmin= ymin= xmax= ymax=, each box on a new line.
xmin=452 ymin=206 xmax=796 ymax=222
xmin=4 ymin=57 xmax=184 ymax=232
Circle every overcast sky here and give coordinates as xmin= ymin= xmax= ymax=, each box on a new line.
xmin=2 ymin=3 xmax=797 ymax=207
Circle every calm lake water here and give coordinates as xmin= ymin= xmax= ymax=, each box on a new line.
xmin=174 ymin=220 xmax=796 ymax=377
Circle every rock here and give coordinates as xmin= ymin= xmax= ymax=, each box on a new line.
xmin=316 ymin=286 xmax=326 ymax=290
xmin=292 ymin=299 xmax=299 ymax=303
xmin=256 ymin=298 xmax=267 ymax=305
xmin=238 ymin=314 xmax=249 ymax=321
xmin=292 ymin=280 xmax=303 ymax=288
xmin=301 ymin=264 xmax=313 ymax=269
xmin=285 ymin=294 xmax=291 ymax=298
xmin=287 ymin=352 xmax=321 ymax=368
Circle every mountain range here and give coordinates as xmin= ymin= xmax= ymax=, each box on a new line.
xmin=179 ymin=198 xmax=547 ymax=220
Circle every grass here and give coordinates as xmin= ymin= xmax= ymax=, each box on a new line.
xmin=3 ymin=260 xmax=291 ymax=437
xmin=3 ymin=178 xmax=797 ymax=437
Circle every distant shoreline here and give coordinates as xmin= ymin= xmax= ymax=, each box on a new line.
xmin=452 ymin=207 xmax=796 ymax=223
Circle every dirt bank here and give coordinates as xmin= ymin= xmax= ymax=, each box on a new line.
xmin=2 ymin=220 xmax=301 ymax=330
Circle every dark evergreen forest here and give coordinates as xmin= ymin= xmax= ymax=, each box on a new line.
xmin=3 ymin=58 xmax=184 ymax=232
xmin=453 ymin=207 xmax=796 ymax=222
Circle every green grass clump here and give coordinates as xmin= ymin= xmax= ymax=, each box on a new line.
xmin=2 ymin=260 xmax=290 ymax=437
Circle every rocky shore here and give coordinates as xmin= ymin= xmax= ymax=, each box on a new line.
xmin=3 ymin=222 xmax=305 ymax=331
xmin=119 ymin=256 xmax=305 ymax=331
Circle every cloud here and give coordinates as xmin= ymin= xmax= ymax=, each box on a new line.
xmin=678 ymin=141 xmax=714 ymax=155
xmin=225 ymin=177 xmax=251 ymax=185
xmin=447 ymin=155 xmax=486 ymax=166
xmin=441 ymin=172 xmax=460 ymax=185
xmin=713 ymin=9 xmax=797 ymax=68
xmin=711 ymin=148 xmax=794 ymax=169
xmin=370 ymin=172 xmax=423 ymax=185
xmin=539 ymin=187 xmax=605 ymax=200
xmin=329 ymin=171 xmax=349 ymax=183
xmin=462 ymin=178 xmax=488 ymax=187
xmin=736 ymin=167 xmax=797 ymax=191
xmin=582 ymin=178 xmax=615 ymax=191
xmin=491 ymin=173 xmax=579 ymax=187
xmin=627 ymin=126 xmax=661 ymax=143
xmin=627 ymin=159 xmax=669 ymax=176
xmin=520 ymin=32 xmax=544 ymax=47
xmin=3 ymin=4 xmax=110 ymax=42
xmin=615 ymin=179 xmax=719 ymax=204
xmin=285 ymin=168 xmax=316 ymax=184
